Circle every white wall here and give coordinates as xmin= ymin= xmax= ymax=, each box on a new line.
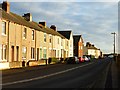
xmin=68 ymin=32 xmax=73 ymax=57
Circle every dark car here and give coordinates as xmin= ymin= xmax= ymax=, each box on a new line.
xmin=66 ymin=57 xmax=78 ymax=64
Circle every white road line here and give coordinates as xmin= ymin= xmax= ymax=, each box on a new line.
xmin=1 ymin=62 xmax=93 ymax=86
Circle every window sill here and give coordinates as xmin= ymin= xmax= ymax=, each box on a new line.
xmin=23 ymin=38 xmax=27 ymax=40
xmin=22 ymin=58 xmax=26 ymax=60
xmin=1 ymin=34 xmax=7 ymax=36
xmin=30 ymin=59 xmax=35 ymax=60
xmin=0 ymin=60 xmax=8 ymax=63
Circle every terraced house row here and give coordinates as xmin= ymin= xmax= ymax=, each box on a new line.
xmin=0 ymin=1 xmax=102 ymax=70
xmin=0 ymin=1 xmax=82 ymax=69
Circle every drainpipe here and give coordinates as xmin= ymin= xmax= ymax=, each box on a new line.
xmin=7 ymin=21 xmax=10 ymax=62
xmin=35 ymin=30 xmax=37 ymax=61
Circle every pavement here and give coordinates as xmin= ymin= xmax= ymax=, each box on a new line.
xmin=111 ymin=60 xmax=119 ymax=88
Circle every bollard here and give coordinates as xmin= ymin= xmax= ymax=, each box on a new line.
xmin=22 ymin=61 xmax=25 ymax=67
xmin=48 ymin=58 xmax=52 ymax=64
xmin=46 ymin=59 xmax=47 ymax=66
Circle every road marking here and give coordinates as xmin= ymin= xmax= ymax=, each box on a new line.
xmin=1 ymin=62 xmax=93 ymax=86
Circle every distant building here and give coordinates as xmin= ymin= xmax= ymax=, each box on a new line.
xmin=58 ymin=31 xmax=74 ymax=57
xmin=84 ymin=42 xmax=102 ymax=58
xmin=73 ymin=35 xmax=84 ymax=57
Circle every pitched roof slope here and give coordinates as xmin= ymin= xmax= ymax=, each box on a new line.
xmin=87 ymin=46 xmax=98 ymax=50
xmin=1 ymin=8 xmax=65 ymax=38
xmin=73 ymin=35 xmax=81 ymax=42
xmin=58 ymin=31 xmax=72 ymax=39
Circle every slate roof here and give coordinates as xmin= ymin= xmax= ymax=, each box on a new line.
xmin=1 ymin=8 xmax=65 ymax=39
xmin=87 ymin=46 xmax=98 ymax=50
xmin=57 ymin=31 xmax=72 ymax=39
xmin=73 ymin=35 xmax=82 ymax=43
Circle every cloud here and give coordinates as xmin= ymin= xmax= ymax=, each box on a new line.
xmin=7 ymin=0 xmax=119 ymax=2
xmin=10 ymin=2 xmax=118 ymax=54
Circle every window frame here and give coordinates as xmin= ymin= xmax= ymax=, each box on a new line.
xmin=0 ymin=44 xmax=7 ymax=61
xmin=32 ymin=30 xmax=35 ymax=40
xmin=31 ymin=47 xmax=35 ymax=59
xmin=58 ymin=38 xmax=59 ymax=44
xmin=22 ymin=47 xmax=27 ymax=59
xmin=39 ymin=48 xmax=42 ymax=59
xmin=43 ymin=49 xmax=47 ymax=59
xmin=23 ymin=28 xmax=27 ymax=39
xmin=49 ymin=35 xmax=52 ymax=44
xmin=44 ymin=33 xmax=46 ymax=43
xmin=2 ymin=21 xmax=6 ymax=35
xmin=0 ymin=45 xmax=2 ymax=60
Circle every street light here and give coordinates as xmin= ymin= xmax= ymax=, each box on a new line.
xmin=111 ymin=32 xmax=116 ymax=60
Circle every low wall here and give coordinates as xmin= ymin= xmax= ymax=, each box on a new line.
xmin=9 ymin=61 xmax=22 ymax=68
xmin=27 ymin=60 xmax=47 ymax=67
xmin=0 ymin=62 xmax=10 ymax=70
xmin=0 ymin=59 xmax=58 ymax=70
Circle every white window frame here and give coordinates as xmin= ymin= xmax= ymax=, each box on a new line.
xmin=31 ymin=47 xmax=35 ymax=59
xmin=32 ymin=30 xmax=35 ymax=40
xmin=44 ymin=33 xmax=46 ymax=43
xmin=0 ymin=45 xmax=2 ymax=60
xmin=0 ymin=45 xmax=7 ymax=61
xmin=61 ymin=39 xmax=63 ymax=46
xmin=3 ymin=45 xmax=7 ymax=60
xmin=23 ymin=28 xmax=27 ymax=39
xmin=0 ymin=44 xmax=2 ymax=60
xmin=43 ymin=49 xmax=47 ymax=59
xmin=49 ymin=35 xmax=52 ymax=44
xmin=22 ymin=47 xmax=27 ymax=59
xmin=39 ymin=48 xmax=42 ymax=59
xmin=58 ymin=38 xmax=59 ymax=44
xmin=2 ymin=21 xmax=6 ymax=35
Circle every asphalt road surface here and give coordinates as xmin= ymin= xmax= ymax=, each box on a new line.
xmin=1 ymin=58 xmax=113 ymax=88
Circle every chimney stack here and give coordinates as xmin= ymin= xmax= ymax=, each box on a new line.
xmin=39 ymin=22 xmax=46 ymax=28
xmin=86 ymin=42 xmax=90 ymax=47
xmin=23 ymin=13 xmax=32 ymax=22
xmin=92 ymin=44 xmax=94 ymax=47
xmin=2 ymin=1 xmax=10 ymax=13
xmin=50 ymin=25 xmax=57 ymax=31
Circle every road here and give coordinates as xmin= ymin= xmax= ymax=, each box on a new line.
xmin=1 ymin=58 xmax=113 ymax=88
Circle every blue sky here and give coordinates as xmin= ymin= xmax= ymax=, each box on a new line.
xmin=4 ymin=0 xmax=118 ymax=54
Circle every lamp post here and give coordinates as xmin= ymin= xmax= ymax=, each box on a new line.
xmin=111 ymin=32 xmax=116 ymax=60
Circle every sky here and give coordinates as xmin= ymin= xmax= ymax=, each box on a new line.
xmin=2 ymin=0 xmax=119 ymax=54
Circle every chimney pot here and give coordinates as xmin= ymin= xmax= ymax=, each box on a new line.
xmin=23 ymin=13 xmax=32 ymax=22
xmin=39 ymin=22 xmax=46 ymax=28
xmin=2 ymin=1 xmax=10 ymax=13
xmin=50 ymin=25 xmax=57 ymax=31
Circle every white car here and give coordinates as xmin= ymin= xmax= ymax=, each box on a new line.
xmin=75 ymin=56 xmax=79 ymax=64
xmin=84 ymin=56 xmax=90 ymax=62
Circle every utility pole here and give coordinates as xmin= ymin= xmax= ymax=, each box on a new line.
xmin=111 ymin=32 xmax=116 ymax=60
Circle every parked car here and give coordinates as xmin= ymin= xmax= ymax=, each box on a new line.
xmin=78 ymin=57 xmax=84 ymax=63
xmin=66 ymin=57 xmax=79 ymax=64
xmin=74 ymin=56 xmax=79 ymax=64
xmin=84 ymin=56 xmax=90 ymax=62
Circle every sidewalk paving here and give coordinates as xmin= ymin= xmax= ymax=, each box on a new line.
xmin=111 ymin=60 xmax=119 ymax=88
